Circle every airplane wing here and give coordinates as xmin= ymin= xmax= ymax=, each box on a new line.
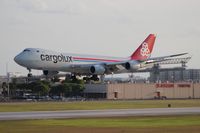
xmin=147 ymin=53 xmax=188 ymax=61
xmin=147 ymin=57 xmax=191 ymax=65
xmin=145 ymin=52 xmax=191 ymax=66
xmin=103 ymin=54 xmax=191 ymax=74
xmin=134 ymin=66 xmax=186 ymax=73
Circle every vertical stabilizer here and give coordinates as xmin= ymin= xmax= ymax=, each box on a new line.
xmin=131 ymin=34 xmax=156 ymax=60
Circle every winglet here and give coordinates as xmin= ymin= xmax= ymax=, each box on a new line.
xmin=131 ymin=34 xmax=156 ymax=60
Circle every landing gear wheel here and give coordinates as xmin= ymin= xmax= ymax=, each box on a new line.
xmin=27 ymin=73 xmax=32 ymax=77
xmin=83 ymin=77 xmax=88 ymax=81
xmin=71 ymin=74 xmax=77 ymax=81
xmin=91 ymin=75 xmax=99 ymax=81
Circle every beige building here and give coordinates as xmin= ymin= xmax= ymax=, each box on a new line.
xmin=84 ymin=83 xmax=200 ymax=100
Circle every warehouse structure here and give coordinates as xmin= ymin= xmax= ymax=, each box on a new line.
xmin=84 ymin=83 xmax=200 ymax=100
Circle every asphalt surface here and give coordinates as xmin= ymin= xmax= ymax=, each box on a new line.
xmin=0 ymin=107 xmax=200 ymax=120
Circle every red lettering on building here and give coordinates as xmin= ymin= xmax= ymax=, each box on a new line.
xmin=156 ymin=84 xmax=174 ymax=88
xmin=177 ymin=84 xmax=191 ymax=88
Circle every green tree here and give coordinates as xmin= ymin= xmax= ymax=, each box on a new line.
xmin=49 ymin=82 xmax=85 ymax=97
xmin=62 ymin=83 xmax=72 ymax=97
xmin=30 ymin=81 xmax=49 ymax=96
xmin=9 ymin=78 xmax=17 ymax=96
xmin=59 ymin=78 xmax=85 ymax=96
xmin=50 ymin=84 xmax=66 ymax=96
xmin=2 ymin=82 xmax=7 ymax=96
xmin=72 ymin=83 xmax=84 ymax=96
xmin=16 ymin=83 xmax=28 ymax=90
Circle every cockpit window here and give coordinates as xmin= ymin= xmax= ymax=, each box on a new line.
xmin=37 ymin=50 xmax=39 ymax=53
xmin=23 ymin=49 xmax=31 ymax=52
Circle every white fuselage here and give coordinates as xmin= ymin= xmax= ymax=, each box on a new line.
xmin=14 ymin=35 xmax=189 ymax=76
xmin=14 ymin=48 xmax=129 ymax=74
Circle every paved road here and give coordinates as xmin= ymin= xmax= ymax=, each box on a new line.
xmin=0 ymin=107 xmax=200 ymax=120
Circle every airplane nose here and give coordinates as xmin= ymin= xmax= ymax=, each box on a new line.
xmin=14 ymin=54 xmax=23 ymax=65
xmin=14 ymin=55 xmax=20 ymax=64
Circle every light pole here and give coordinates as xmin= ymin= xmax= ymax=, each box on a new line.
xmin=6 ymin=62 xmax=10 ymax=98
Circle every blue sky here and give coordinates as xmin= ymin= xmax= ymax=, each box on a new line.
xmin=0 ymin=0 xmax=200 ymax=76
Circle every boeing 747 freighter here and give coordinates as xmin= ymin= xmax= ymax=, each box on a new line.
xmin=14 ymin=34 xmax=190 ymax=81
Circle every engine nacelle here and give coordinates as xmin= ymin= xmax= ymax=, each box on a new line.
xmin=43 ymin=70 xmax=59 ymax=76
xmin=90 ymin=65 xmax=106 ymax=75
xmin=125 ymin=61 xmax=141 ymax=71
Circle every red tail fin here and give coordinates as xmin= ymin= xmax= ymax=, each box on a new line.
xmin=131 ymin=34 xmax=156 ymax=60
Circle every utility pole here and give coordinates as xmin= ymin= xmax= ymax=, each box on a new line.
xmin=6 ymin=62 xmax=10 ymax=98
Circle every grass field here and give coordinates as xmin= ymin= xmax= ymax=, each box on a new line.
xmin=0 ymin=100 xmax=200 ymax=112
xmin=0 ymin=115 xmax=200 ymax=133
xmin=0 ymin=100 xmax=200 ymax=133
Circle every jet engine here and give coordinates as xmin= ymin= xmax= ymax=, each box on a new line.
xmin=90 ymin=65 xmax=106 ymax=75
xmin=125 ymin=60 xmax=141 ymax=71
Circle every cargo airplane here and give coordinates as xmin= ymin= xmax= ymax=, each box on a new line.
xmin=14 ymin=34 xmax=190 ymax=81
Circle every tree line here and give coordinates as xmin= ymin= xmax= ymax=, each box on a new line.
xmin=1 ymin=78 xmax=85 ymax=98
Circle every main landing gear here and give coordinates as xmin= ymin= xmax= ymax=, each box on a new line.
xmin=66 ymin=74 xmax=104 ymax=83
xmin=83 ymin=75 xmax=100 ymax=82
xmin=71 ymin=74 xmax=77 ymax=81
xmin=27 ymin=68 xmax=32 ymax=77
xmin=65 ymin=74 xmax=79 ymax=81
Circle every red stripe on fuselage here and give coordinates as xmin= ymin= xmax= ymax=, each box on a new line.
xmin=73 ymin=57 xmax=121 ymax=62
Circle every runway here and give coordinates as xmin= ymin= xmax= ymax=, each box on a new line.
xmin=0 ymin=107 xmax=200 ymax=120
